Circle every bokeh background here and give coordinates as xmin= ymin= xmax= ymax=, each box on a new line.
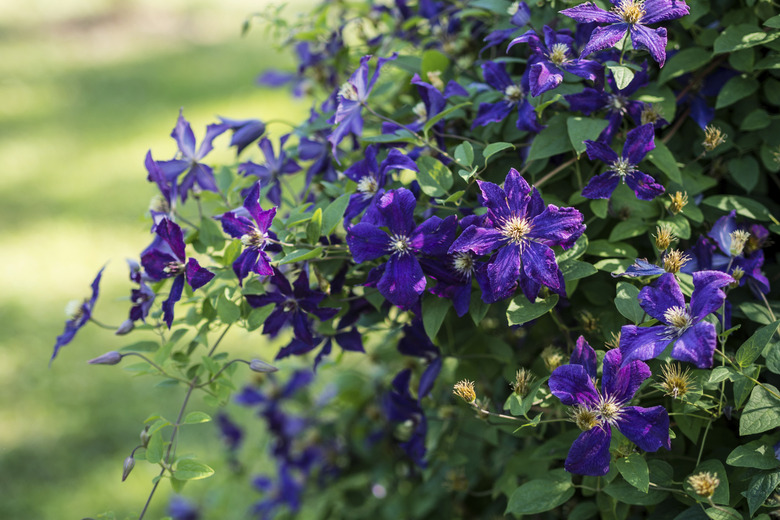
xmin=0 ymin=0 xmax=311 ymax=517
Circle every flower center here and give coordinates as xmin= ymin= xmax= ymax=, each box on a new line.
xmin=282 ymin=298 xmax=298 ymax=312
xmin=614 ymin=0 xmax=645 ymax=24
xmin=596 ymin=395 xmax=624 ymax=426
xmin=608 ymin=93 xmax=628 ymax=111
xmin=338 ymin=82 xmax=359 ymax=101
xmin=451 ymin=252 xmax=475 ymax=278
xmin=610 ymin=157 xmax=636 ymax=179
xmin=356 ymin=175 xmax=379 ymax=196
xmin=507 ymin=1 xmax=520 ymax=15
xmin=163 ymin=261 xmax=184 ymax=275
xmin=65 ymin=299 xmax=87 ymax=321
xmin=663 ymin=306 xmax=692 ymax=334
xmin=571 ymin=405 xmax=599 ymax=431
xmin=388 ymin=233 xmax=411 ymax=255
xmin=500 ymin=216 xmax=532 ymax=245
xmin=548 ymin=43 xmax=570 ymax=66
xmin=503 ymin=84 xmax=524 ymax=104
xmin=412 ymin=102 xmax=427 ymax=123
xmin=241 ymin=230 xmax=268 ymax=249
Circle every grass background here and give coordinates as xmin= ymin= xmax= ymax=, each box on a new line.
xmin=0 ymin=0 xmax=312 ymax=517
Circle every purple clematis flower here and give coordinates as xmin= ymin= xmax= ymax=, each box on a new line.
xmin=508 ymin=26 xmax=604 ymax=97
xmin=472 ymin=61 xmax=543 ymax=133
xmin=140 ymin=218 xmax=214 ymax=328
xmin=239 ymin=135 xmax=302 ymax=206
xmin=383 ymin=369 xmax=429 ymax=467
xmin=346 ymin=188 xmax=457 ymax=309
xmin=449 ymin=168 xmax=585 ymax=302
xmin=218 ymin=182 xmax=277 ymax=285
xmin=245 ymin=268 xmax=338 ymax=348
xmin=51 ymin=266 xmax=105 ymax=364
xmin=125 ymin=259 xmax=155 ymax=324
xmin=582 ymin=123 xmax=664 ymax=201
xmin=619 ymin=271 xmax=733 ymax=368
xmin=549 ymin=336 xmax=671 ymax=476
xmin=328 ymin=54 xmax=397 ymax=156
xmin=219 ymin=117 xmax=266 ymax=155
xmin=705 ymin=210 xmax=770 ymax=295
xmin=157 ymin=110 xmax=228 ymax=203
xmin=560 ymin=0 xmax=690 ymax=67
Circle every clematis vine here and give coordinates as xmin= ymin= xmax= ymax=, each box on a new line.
xmin=449 ymin=168 xmax=585 ymax=302
xmin=218 ymin=181 xmax=277 ymax=285
xmin=51 ymin=266 xmax=105 ymax=364
xmin=346 ymin=188 xmax=457 ymax=309
xmin=581 ymin=123 xmax=664 ymax=201
xmin=140 ymin=218 xmax=215 ymax=328
xmin=560 ymin=0 xmax=690 ymax=67
xmin=619 ymin=271 xmax=733 ymax=368
xmin=549 ymin=336 xmax=671 ymax=476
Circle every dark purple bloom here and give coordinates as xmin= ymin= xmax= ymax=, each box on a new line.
xmin=707 ymin=211 xmax=770 ymax=294
xmin=219 ymin=117 xmax=266 ymax=155
xmin=619 ymin=271 xmax=733 ymax=368
xmin=449 ymin=169 xmax=585 ymax=302
xmin=239 ymin=135 xmax=301 ymax=206
xmin=216 ymin=412 xmax=244 ymax=452
xmin=508 ymin=26 xmax=604 ymax=97
xmin=328 ymin=54 xmax=397 ymax=155
xmin=144 ymin=150 xmax=175 ymax=225
xmin=582 ymin=123 xmax=664 ymax=201
xmin=346 ymin=188 xmax=457 ymax=309
xmin=218 ymin=182 xmax=277 ymax=285
xmin=245 ymin=268 xmax=338 ymax=348
xmin=383 ymin=369 xmax=429 ymax=467
xmin=51 ymin=266 xmax=105 ymax=364
xmin=126 ymin=259 xmax=155 ymax=324
xmin=140 ymin=218 xmax=214 ymax=328
xmin=560 ymin=0 xmax=690 ymax=67
xmin=156 ymin=110 xmax=228 ymax=203
xmin=677 ymin=68 xmax=738 ymax=129
xmin=549 ymin=336 xmax=670 ymax=476
xmin=421 ymin=250 xmax=489 ymax=317
xmin=168 ymin=495 xmax=200 ymax=520
xmin=613 ymin=258 xmax=665 ymax=278
xmin=472 ymin=61 xmax=543 ymax=133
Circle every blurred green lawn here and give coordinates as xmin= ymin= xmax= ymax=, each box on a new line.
xmin=0 ymin=1 xmax=311 ymax=517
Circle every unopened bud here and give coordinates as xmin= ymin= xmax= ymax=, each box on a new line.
xmin=729 ymin=230 xmax=750 ymax=257
xmin=687 ymin=471 xmax=720 ymax=498
xmin=654 ymin=225 xmax=675 ymax=251
xmin=731 ymin=266 xmax=745 ymax=287
xmin=88 ymin=351 xmax=123 ymax=365
xmin=249 ymin=359 xmax=279 ymax=373
xmin=542 ymin=346 xmax=565 ymax=372
xmin=115 ymin=319 xmax=134 ymax=335
xmin=702 ymin=125 xmax=727 ymax=152
xmin=140 ymin=426 xmax=150 ymax=447
xmin=453 ymin=380 xmax=476 ymax=404
xmin=668 ymin=191 xmax=688 ymax=215
xmin=122 ymin=456 xmax=135 ymax=482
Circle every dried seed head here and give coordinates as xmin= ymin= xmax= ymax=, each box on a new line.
xmin=663 ymin=249 xmax=691 ymax=274
xmin=427 ymin=70 xmax=444 ymax=90
xmin=605 ymin=331 xmax=621 ymax=350
xmin=654 ymin=225 xmax=676 ymax=251
xmin=578 ymin=310 xmax=598 ymax=332
xmin=640 ymin=104 xmax=665 ymax=126
xmin=453 ymin=380 xmax=476 ymax=404
xmin=659 ymin=363 xmax=694 ymax=399
xmin=702 ymin=125 xmax=727 ymax=152
xmin=731 ymin=266 xmax=745 ymax=286
xmin=669 ymin=191 xmax=688 ymax=215
xmin=542 ymin=346 xmax=565 ymax=372
xmin=729 ymin=229 xmax=751 ymax=257
xmin=570 ymin=405 xmax=599 ymax=431
xmin=687 ymin=472 xmax=720 ymax=498
xmin=512 ymin=368 xmax=535 ymax=397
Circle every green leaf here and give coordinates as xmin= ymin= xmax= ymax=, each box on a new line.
xmin=482 ymin=142 xmax=515 ymax=164
xmin=442 ymin=190 xmax=465 ymax=203
xmin=705 ymin=507 xmax=741 ymax=520
xmin=716 ymin=75 xmax=760 ymax=109
xmin=557 ymin=234 xmax=589 ymax=263
xmin=658 ymin=214 xmax=691 ymax=239
xmin=506 ymin=469 xmax=574 ymax=514
xmin=422 ymin=294 xmax=449 ymax=339
xmin=741 ymin=109 xmax=771 ymax=131
xmin=216 ymin=293 xmax=240 ymax=325
xmin=247 ymin=303 xmax=274 ymax=332
xmin=609 ymin=218 xmax=648 ymax=242
xmin=306 ymin=208 xmax=322 ymax=244
xmin=729 ymin=156 xmax=760 ymax=193
xmin=727 ymin=440 xmax=780 ymax=470
xmin=416 ymin=155 xmax=453 ymax=197
xmin=420 ymin=49 xmax=449 ymax=77
xmin=276 ymin=246 xmax=323 ymax=265
xmin=146 ymin=432 xmax=164 ymax=464
xmin=766 ymin=343 xmax=780 ymax=374
xmin=511 ymin=376 xmax=548 ymax=418
xmin=198 ymin=215 xmax=226 ymax=250
xmin=647 ymin=141 xmax=682 ymax=184
xmin=714 ymin=24 xmax=780 ymax=54
xmin=173 ymin=459 xmax=215 ymax=481
xmin=527 ymin=114 xmax=571 ymax=162
xmin=766 ymin=14 xmax=780 ymax=28
xmin=615 ymin=282 xmax=645 ymax=324
xmin=567 ymin=117 xmax=609 ymax=155
xmin=615 ymin=454 xmax=650 ymax=493
xmin=590 ymin=199 xmax=608 ymax=218
xmin=453 ymin=141 xmax=474 ymax=168
xmin=361 ymin=130 xmax=418 ymax=144
xmin=740 ymin=384 xmax=780 ymax=435
xmin=560 ymin=259 xmax=597 ymax=282
xmin=607 ymin=64 xmax=635 ymax=90
xmin=586 ymin=239 xmax=638 ymax=258
xmin=744 ymin=471 xmax=780 ymax=516
xmin=506 ymin=294 xmax=559 ymax=326
xmin=321 ymin=194 xmax=350 ymax=235
xmin=183 ymin=411 xmax=212 ymax=424
xmin=469 ymin=292 xmax=489 ymax=325
xmin=736 ymin=320 xmax=780 ymax=367
xmin=604 ymin=478 xmax=667 ymax=505
xmin=702 ymin=195 xmax=774 ymax=221
xmin=686 ymin=460 xmax=729 ymax=505
xmin=422 ymin=102 xmax=469 ymax=137
xmin=659 ymin=47 xmax=713 ymax=84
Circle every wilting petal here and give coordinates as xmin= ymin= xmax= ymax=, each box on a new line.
xmin=672 ymin=322 xmax=716 ymax=368
xmin=630 ymin=25 xmax=668 ymax=67
xmin=615 ymin=258 xmax=665 ymax=277
xmin=185 ymin=258 xmax=214 ymax=290
xmin=419 ymin=357 xmax=442 ymax=399
xmin=377 ymin=254 xmax=426 ymax=309
xmin=571 ymin=336 xmax=598 ymax=379
xmin=638 ymin=273 xmax=685 ymax=322
xmin=346 ymin=223 xmax=391 ymax=263
xmin=618 ymin=406 xmax=671 ymax=452
xmin=565 ymin=427 xmax=612 ymax=476
xmin=549 ymin=364 xmax=599 ymax=406
xmin=619 ymin=324 xmax=670 ymax=366
xmin=690 ymin=270 xmax=733 ymax=321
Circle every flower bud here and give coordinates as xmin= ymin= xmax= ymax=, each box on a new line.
xmin=115 ymin=319 xmax=134 ymax=335
xmin=453 ymin=380 xmax=476 ymax=404
xmin=140 ymin=426 xmax=150 ymax=447
xmin=249 ymin=359 xmax=279 ymax=373
xmin=687 ymin=471 xmax=720 ymax=498
xmin=88 ymin=351 xmax=123 ymax=365
xmin=542 ymin=346 xmax=564 ymax=372
xmin=122 ymin=456 xmax=135 ymax=482
xmin=730 ymin=266 xmax=745 ymax=288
